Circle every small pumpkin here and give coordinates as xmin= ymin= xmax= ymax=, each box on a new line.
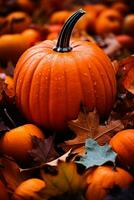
xmin=84 ymin=4 xmax=107 ymax=15
xmin=14 ymin=9 xmax=116 ymax=131
xmin=50 ymin=10 xmax=71 ymax=25
xmin=95 ymin=9 xmax=123 ymax=35
xmin=12 ymin=178 xmax=46 ymax=200
xmin=86 ymin=166 xmax=134 ymax=200
xmin=0 ymin=29 xmax=40 ymax=64
xmin=0 ymin=124 xmax=45 ymax=165
xmin=123 ymin=14 xmax=134 ymax=36
xmin=110 ymin=129 xmax=134 ymax=167
xmin=111 ymin=2 xmax=128 ymax=16
xmin=0 ymin=17 xmax=8 ymax=35
xmin=6 ymin=11 xmax=32 ymax=33
xmin=75 ymin=11 xmax=97 ymax=32
xmin=17 ymin=0 xmax=35 ymax=12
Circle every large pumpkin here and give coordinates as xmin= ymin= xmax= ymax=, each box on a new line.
xmin=14 ymin=9 xmax=116 ymax=131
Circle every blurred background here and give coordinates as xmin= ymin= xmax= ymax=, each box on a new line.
xmin=0 ymin=0 xmax=134 ymax=67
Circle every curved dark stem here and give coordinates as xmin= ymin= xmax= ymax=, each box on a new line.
xmin=53 ymin=9 xmax=86 ymax=53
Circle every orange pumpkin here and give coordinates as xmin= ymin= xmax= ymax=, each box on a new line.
xmin=75 ymin=11 xmax=97 ymax=32
xmin=14 ymin=9 xmax=116 ymax=131
xmin=0 ymin=17 xmax=8 ymax=35
xmin=0 ymin=181 xmax=9 ymax=200
xmin=95 ymin=9 xmax=123 ymax=35
xmin=123 ymin=14 xmax=134 ymax=36
xmin=84 ymin=3 xmax=107 ymax=15
xmin=17 ymin=0 xmax=35 ymax=12
xmin=110 ymin=129 xmax=134 ymax=167
xmin=86 ymin=166 xmax=134 ymax=200
xmin=6 ymin=11 xmax=32 ymax=33
xmin=111 ymin=2 xmax=128 ymax=16
xmin=50 ymin=10 xmax=71 ymax=25
xmin=0 ymin=29 xmax=40 ymax=64
xmin=93 ymin=4 xmax=107 ymax=16
xmin=0 ymin=124 xmax=45 ymax=165
xmin=76 ymin=4 xmax=107 ymax=33
xmin=12 ymin=178 xmax=46 ymax=200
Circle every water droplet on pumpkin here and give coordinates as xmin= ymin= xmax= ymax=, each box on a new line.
xmin=94 ymin=82 xmax=97 ymax=86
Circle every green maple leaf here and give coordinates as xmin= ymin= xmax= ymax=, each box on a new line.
xmin=76 ymin=139 xmax=117 ymax=168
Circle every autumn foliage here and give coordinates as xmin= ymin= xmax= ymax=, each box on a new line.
xmin=0 ymin=0 xmax=133 ymax=200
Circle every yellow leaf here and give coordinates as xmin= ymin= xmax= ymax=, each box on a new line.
xmin=39 ymin=161 xmax=86 ymax=199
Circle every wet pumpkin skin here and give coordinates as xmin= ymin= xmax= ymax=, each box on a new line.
xmin=110 ymin=129 xmax=134 ymax=167
xmin=86 ymin=166 xmax=134 ymax=200
xmin=14 ymin=10 xmax=116 ymax=131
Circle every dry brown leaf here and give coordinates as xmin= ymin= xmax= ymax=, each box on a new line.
xmin=0 ymin=157 xmax=25 ymax=193
xmin=20 ymin=149 xmax=72 ymax=173
xmin=66 ymin=110 xmax=124 ymax=146
xmin=123 ymin=67 xmax=134 ymax=94
xmin=28 ymin=136 xmax=59 ymax=165
xmin=67 ymin=109 xmax=99 ymax=146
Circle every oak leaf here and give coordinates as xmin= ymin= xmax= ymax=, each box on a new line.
xmin=123 ymin=67 xmax=134 ymax=95
xmin=66 ymin=110 xmax=124 ymax=146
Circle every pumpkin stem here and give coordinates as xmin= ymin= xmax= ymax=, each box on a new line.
xmin=53 ymin=9 xmax=86 ymax=53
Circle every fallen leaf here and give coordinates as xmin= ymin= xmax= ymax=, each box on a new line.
xmin=117 ymin=55 xmax=134 ymax=92
xmin=0 ymin=157 xmax=25 ymax=193
xmin=76 ymin=139 xmax=117 ymax=169
xmin=20 ymin=149 xmax=72 ymax=173
xmin=67 ymin=110 xmax=99 ymax=145
xmin=28 ymin=136 xmax=59 ymax=165
xmin=0 ymin=74 xmax=15 ymax=105
xmin=39 ymin=161 xmax=86 ymax=199
xmin=123 ymin=67 xmax=134 ymax=94
xmin=66 ymin=109 xmax=124 ymax=146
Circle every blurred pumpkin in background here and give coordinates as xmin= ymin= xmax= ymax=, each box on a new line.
xmin=123 ymin=14 xmax=134 ymax=36
xmin=95 ymin=9 xmax=123 ymax=35
xmin=0 ymin=28 xmax=41 ymax=64
xmin=111 ymin=1 xmax=128 ymax=16
xmin=6 ymin=11 xmax=32 ymax=33
xmin=50 ymin=10 xmax=71 ymax=25
xmin=16 ymin=0 xmax=35 ymax=12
